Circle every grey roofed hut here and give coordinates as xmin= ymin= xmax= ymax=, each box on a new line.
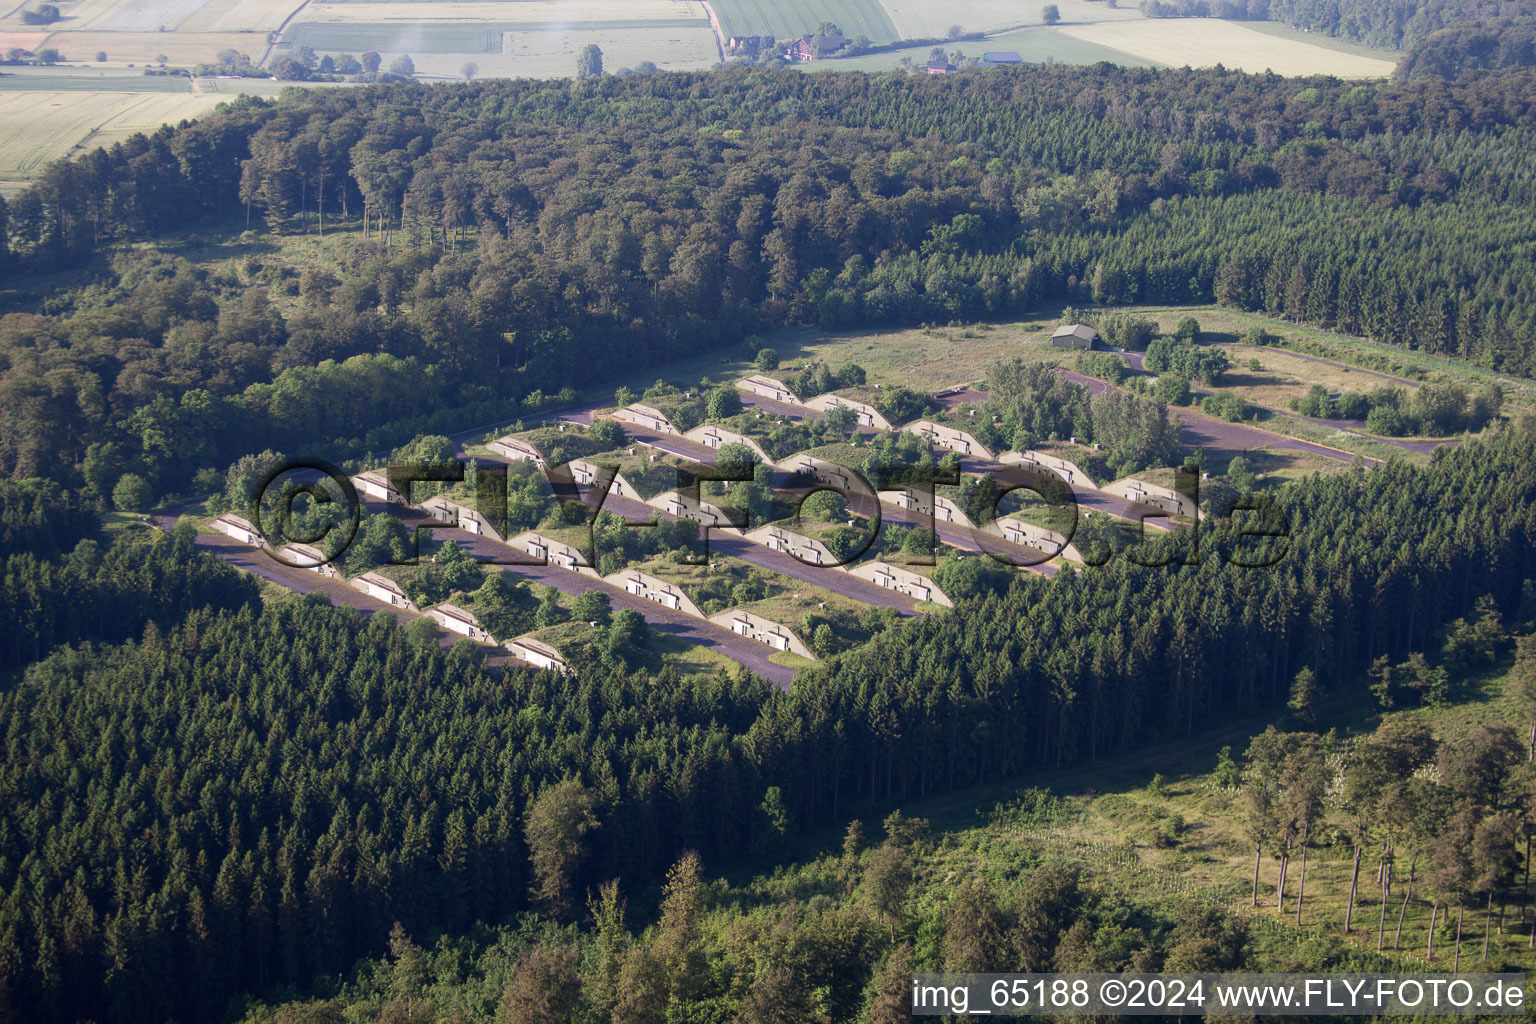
xmin=1050 ymin=323 xmax=1101 ymax=349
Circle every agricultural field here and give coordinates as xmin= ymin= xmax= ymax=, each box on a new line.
xmin=709 ymin=0 xmax=896 ymax=45
xmin=35 ymin=29 xmax=268 ymax=64
xmin=0 ymin=66 xmax=196 ymax=89
xmin=0 ymin=0 xmax=307 ymax=33
xmin=487 ymin=27 xmax=718 ymax=77
xmin=1055 ymin=17 xmax=1398 ymax=76
xmin=287 ymin=1 xmax=704 ymax=24
xmin=278 ymin=0 xmax=718 ymax=77
xmin=876 ymin=0 xmax=1137 ymax=44
xmin=0 ymin=89 xmax=221 ymax=178
xmin=807 ymin=24 xmax=1155 ymax=71
xmin=0 ymin=30 xmax=50 ymax=50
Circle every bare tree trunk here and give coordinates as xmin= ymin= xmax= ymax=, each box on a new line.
xmin=1252 ymin=841 xmax=1262 ymax=907
xmin=1295 ymin=843 xmax=1309 ymax=926
xmin=1428 ymin=901 xmax=1438 ymax=960
xmin=1378 ymin=878 xmax=1389 ymax=950
xmin=1527 ymin=718 xmax=1534 ymax=762
xmin=1454 ymin=904 xmax=1464 ymax=976
xmin=1277 ymin=839 xmax=1290 ymax=914
xmin=1522 ymin=834 xmax=1531 ymax=928
xmin=1344 ymin=845 xmax=1362 ymax=934
xmin=1395 ymin=855 xmax=1416 ymax=951
xmin=1484 ymin=892 xmax=1493 ymax=962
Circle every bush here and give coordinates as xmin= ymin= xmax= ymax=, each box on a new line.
xmin=587 ymin=418 xmax=628 ymax=449
xmin=1201 ymin=393 xmax=1245 ymax=421
xmin=112 ymin=474 xmax=153 ymax=513
xmin=706 ymin=388 xmax=742 ymax=420
xmin=754 ymin=347 xmax=779 ymax=371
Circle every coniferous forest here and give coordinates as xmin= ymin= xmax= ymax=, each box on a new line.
xmin=2 ymin=50 xmax=1536 ymax=1024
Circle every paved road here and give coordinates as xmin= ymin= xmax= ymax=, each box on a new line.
xmin=1056 ymin=367 xmax=1376 ymax=466
xmin=933 ymin=387 xmax=989 ymax=411
xmin=151 ymin=517 xmax=505 ymax=661
xmin=470 ymin=444 xmax=933 ymax=613
xmin=380 ymin=504 xmax=799 ymax=687
xmin=1116 ymin=350 xmax=1454 ymax=457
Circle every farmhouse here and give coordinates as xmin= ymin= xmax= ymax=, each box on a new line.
xmin=709 ymin=609 xmax=815 ymax=659
xmin=878 ymin=487 xmax=975 ymax=527
xmin=999 ymin=449 xmax=1091 ymax=486
xmin=736 ymin=374 xmax=802 ymax=405
xmin=746 ymin=524 xmax=837 ymax=566
xmin=427 ymin=602 xmax=492 ymax=643
xmin=1050 ymin=324 xmax=1102 ymax=349
xmin=419 ymin=496 xmax=505 ymax=541
xmin=804 ymin=393 xmax=893 ymax=431
xmin=273 ymin=542 xmax=340 ymax=578
xmin=986 ymin=517 xmax=1084 ymax=563
xmin=785 ymin=33 xmax=846 ymax=61
xmin=1103 ymin=477 xmax=1202 ymax=519
xmin=605 ymin=569 xmax=704 ymax=618
xmin=505 ymin=637 xmax=569 ymax=674
xmin=352 ymin=469 xmax=402 ymax=504
xmin=613 ymin=403 xmax=678 ymax=434
xmin=925 ymin=60 xmax=955 ymax=74
xmin=509 ymin=531 xmax=594 ymax=573
xmin=846 ymin=560 xmax=953 ymax=607
xmin=351 ymin=571 xmax=416 ymax=610
xmin=211 ymin=513 xmax=264 ymax=547
xmin=683 ymin=424 xmax=773 ymax=464
xmin=904 ymin=420 xmax=994 ymax=459
xmin=487 ymin=436 xmax=545 ymax=467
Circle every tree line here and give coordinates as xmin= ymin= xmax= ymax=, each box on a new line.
xmin=5 ymin=66 xmax=1536 ymax=509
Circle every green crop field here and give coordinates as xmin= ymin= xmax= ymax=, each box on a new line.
xmin=0 ymin=72 xmax=194 ymax=92
xmin=279 ymin=21 xmax=509 ymax=52
xmin=806 ymin=25 xmax=1157 ymax=71
xmin=710 ymin=0 xmax=898 ymax=44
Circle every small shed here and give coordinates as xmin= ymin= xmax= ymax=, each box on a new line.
xmin=1050 ymin=324 xmax=1101 ymax=349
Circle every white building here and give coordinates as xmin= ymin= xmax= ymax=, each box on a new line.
xmin=210 ymin=513 xmax=264 ymax=547
xmin=506 ymin=636 xmax=570 ymax=674
xmin=746 ymin=525 xmax=837 ymax=566
xmin=683 ymin=424 xmax=773 ymax=465
xmin=419 ymin=496 xmax=506 ymax=541
xmin=648 ymin=490 xmax=739 ymax=531
xmin=508 ymin=531 xmax=595 ymax=574
xmin=272 ymin=542 xmax=340 ymax=578
xmin=604 ymin=569 xmax=704 ymax=618
xmin=351 ymin=571 xmax=417 ymax=610
xmin=904 ymin=420 xmax=994 ymax=460
xmin=999 ymin=450 xmax=1091 ymax=487
xmin=845 ymin=560 xmax=953 ymax=607
xmin=709 ymin=609 xmax=815 ymax=659
xmin=735 ymin=374 xmax=802 ymax=405
xmin=986 ymin=517 xmax=1085 ymax=564
xmin=1102 ymin=477 xmax=1202 ymax=519
xmin=487 ymin=436 xmax=546 ymax=467
xmin=804 ymin=393 xmax=893 ymax=431
xmin=352 ymin=470 xmax=403 ymax=504
xmin=877 ymin=488 xmax=975 ymax=528
xmin=614 ymin=403 xmax=678 ymax=434
xmin=427 ymin=602 xmax=493 ymax=643
xmin=563 ymin=459 xmax=639 ymax=500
